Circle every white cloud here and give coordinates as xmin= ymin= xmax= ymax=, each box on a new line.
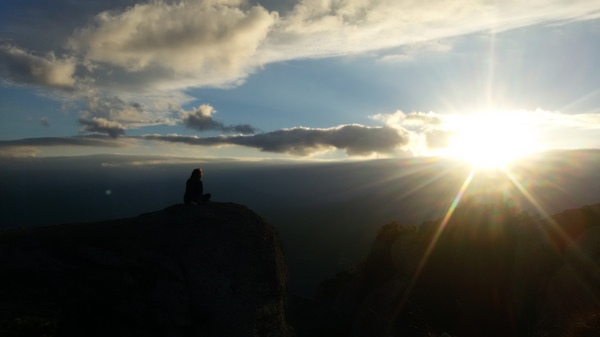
xmin=77 ymin=92 xmax=183 ymax=132
xmin=79 ymin=117 xmax=126 ymax=138
xmin=84 ymin=95 xmax=146 ymax=123
xmin=380 ymin=40 xmax=453 ymax=63
xmin=67 ymin=0 xmax=277 ymax=90
xmin=0 ymin=44 xmax=76 ymax=89
xmin=263 ymin=0 xmax=600 ymax=63
xmin=26 ymin=0 xmax=600 ymax=94
xmin=181 ymin=104 xmax=257 ymax=133
xmin=373 ymin=111 xmax=443 ymax=131
xmin=3 ymin=0 xmax=599 ymax=94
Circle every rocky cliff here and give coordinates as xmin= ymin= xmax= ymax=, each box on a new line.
xmin=0 ymin=202 xmax=291 ymax=337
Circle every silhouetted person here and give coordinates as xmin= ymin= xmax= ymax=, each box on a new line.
xmin=184 ymin=168 xmax=211 ymax=205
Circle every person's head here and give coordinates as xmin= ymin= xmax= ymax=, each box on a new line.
xmin=191 ymin=168 xmax=202 ymax=179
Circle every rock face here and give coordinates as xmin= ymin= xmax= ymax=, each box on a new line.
xmin=0 ymin=202 xmax=291 ymax=337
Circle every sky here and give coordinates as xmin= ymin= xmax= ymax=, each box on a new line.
xmin=1 ymin=0 xmax=600 ymax=161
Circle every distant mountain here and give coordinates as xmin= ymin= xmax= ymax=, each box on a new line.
xmin=0 ymin=202 xmax=291 ymax=337
xmin=289 ymin=202 xmax=600 ymax=337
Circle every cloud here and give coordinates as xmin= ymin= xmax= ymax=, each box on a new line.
xmin=0 ymin=146 xmax=41 ymax=158
xmin=0 ymin=135 xmax=131 ymax=148
xmin=374 ymin=111 xmax=443 ymax=129
xmin=3 ymin=108 xmax=599 ymax=158
xmin=375 ymin=110 xmax=515 ymax=153
xmin=67 ymin=0 xmax=278 ymax=90
xmin=2 ymin=0 xmax=600 ymax=151
xmin=264 ymin=0 xmax=600 ymax=62
xmin=82 ymin=95 xmax=146 ymax=125
xmin=0 ymin=44 xmax=76 ymax=89
xmin=425 ymin=129 xmax=456 ymax=150
xmin=79 ymin=117 xmax=126 ymax=138
xmin=144 ymin=124 xmax=408 ymax=156
xmin=0 ymin=135 xmax=136 ymax=157
xmin=84 ymin=95 xmax=146 ymax=123
xmin=181 ymin=104 xmax=256 ymax=134
xmin=7 ymin=0 xmax=599 ymax=94
xmin=146 ymin=107 xmax=600 ymax=157
xmin=380 ymin=41 xmax=453 ymax=63
xmin=77 ymin=93 xmax=182 ymax=132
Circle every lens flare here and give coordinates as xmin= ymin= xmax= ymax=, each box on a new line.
xmin=446 ymin=110 xmax=540 ymax=169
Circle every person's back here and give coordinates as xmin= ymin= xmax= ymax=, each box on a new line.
xmin=184 ymin=168 xmax=211 ymax=204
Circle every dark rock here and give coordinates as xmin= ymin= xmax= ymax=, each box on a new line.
xmin=297 ymin=202 xmax=600 ymax=337
xmin=0 ymin=202 xmax=292 ymax=337
xmin=534 ymin=226 xmax=600 ymax=337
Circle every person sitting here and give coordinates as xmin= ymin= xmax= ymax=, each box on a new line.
xmin=184 ymin=168 xmax=211 ymax=204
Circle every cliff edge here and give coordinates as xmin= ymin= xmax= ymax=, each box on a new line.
xmin=0 ymin=202 xmax=291 ymax=337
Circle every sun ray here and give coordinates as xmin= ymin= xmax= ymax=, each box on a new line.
xmin=558 ymin=87 xmax=600 ymax=112
xmin=503 ymin=167 xmax=579 ymax=247
xmin=394 ymin=161 xmax=462 ymax=200
xmin=485 ymin=26 xmax=498 ymax=109
xmin=393 ymin=168 xmax=476 ymax=323
xmin=414 ymin=169 xmax=475 ymax=279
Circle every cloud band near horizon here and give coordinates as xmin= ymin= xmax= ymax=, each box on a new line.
xmin=143 ymin=124 xmax=407 ymax=156
xmin=2 ymin=109 xmax=600 ymax=158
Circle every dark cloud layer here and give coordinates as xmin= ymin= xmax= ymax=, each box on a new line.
xmin=181 ymin=105 xmax=256 ymax=134
xmin=0 ymin=135 xmax=131 ymax=157
xmin=144 ymin=124 xmax=407 ymax=156
xmin=0 ymin=135 xmax=129 ymax=148
xmin=79 ymin=117 xmax=126 ymax=138
xmin=0 ymin=124 xmax=405 ymax=157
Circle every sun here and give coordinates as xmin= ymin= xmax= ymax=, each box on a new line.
xmin=445 ymin=110 xmax=539 ymax=169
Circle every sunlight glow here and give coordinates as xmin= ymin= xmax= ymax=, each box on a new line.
xmin=446 ymin=111 xmax=540 ymax=169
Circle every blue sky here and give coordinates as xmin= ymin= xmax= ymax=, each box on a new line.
xmin=1 ymin=0 xmax=600 ymax=160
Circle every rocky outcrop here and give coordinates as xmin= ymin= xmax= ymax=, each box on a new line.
xmin=295 ymin=202 xmax=600 ymax=337
xmin=0 ymin=202 xmax=291 ymax=337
